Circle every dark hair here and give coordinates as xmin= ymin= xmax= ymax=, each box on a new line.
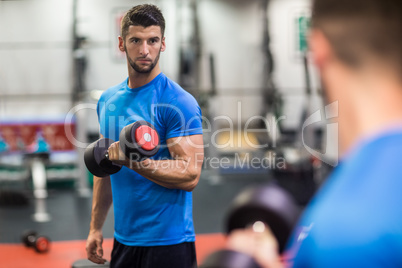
xmin=312 ymin=0 xmax=402 ymax=72
xmin=121 ymin=4 xmax=165 ymax=41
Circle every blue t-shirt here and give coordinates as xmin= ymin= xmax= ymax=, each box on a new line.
xmin=289 ymin=131 xmax=402 ymax=267
xmin=97 ymin=73 xmax=203 ymax=246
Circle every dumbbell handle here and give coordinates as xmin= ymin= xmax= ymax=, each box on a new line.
xmin=104 ymin=150 xmax=129 ymax=162
xmin=248 ymin=221 xmax=267 ymax=233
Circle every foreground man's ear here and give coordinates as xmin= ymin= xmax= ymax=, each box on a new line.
xmin=309 ymin=29 xmax=333 ymax=71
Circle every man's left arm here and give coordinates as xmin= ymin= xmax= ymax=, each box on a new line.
xmin=108 ymin=134 xmax=204 ymax=192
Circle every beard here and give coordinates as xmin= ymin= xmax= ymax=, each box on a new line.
xmin=125 ymin=46 xmax=161 ymax=74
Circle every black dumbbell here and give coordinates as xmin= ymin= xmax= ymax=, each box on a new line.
xmin=84 ymin=121 xmax=160 ymax=177
xmin=200 ymin=183 xmax=299 ymax=268
xmin=21 ymin=230 xmax=51 ymax=253
xmin=84 ymin=138 xmax=122 ymax=177
xmin=225 ymin=183 xmax=299 ymax=253
xmin=200 ymin=249 xmax=262 ymax=268
xmin=119 ymin=120 xmax=160 ymax=161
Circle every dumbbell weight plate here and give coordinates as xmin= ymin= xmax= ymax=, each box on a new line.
xmin=84 ymin=138 xmax=122 ymax=177
xmin=34 ymin=236 xmax=50 ymax=253
xmin=200 ymin=249 xmax=262 ymax=268
xmin=21 ymin=230 xmax=37 ymax=247
xmin=225 ymin=184 xmax=299 ymax=253
xmin=119 ymin=121 xmax=160 ymax=161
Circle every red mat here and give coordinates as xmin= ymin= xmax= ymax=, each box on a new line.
xmin=0 ymin=233 xmax=226 ymax=268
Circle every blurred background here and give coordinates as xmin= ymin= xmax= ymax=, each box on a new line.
xmin=0 ymin=0 xmax=336 ymax=267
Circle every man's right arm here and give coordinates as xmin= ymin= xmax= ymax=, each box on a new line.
xmin=86 ymin=136 xmax=113 ymax=264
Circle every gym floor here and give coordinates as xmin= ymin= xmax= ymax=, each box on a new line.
xmin=0 ymin=168 xmax=313 ymax=267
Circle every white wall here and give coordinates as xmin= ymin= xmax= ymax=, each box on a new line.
xmin=198 ymin=0 xmax=265 ymax=124
xmin=268 ymin=0 xmax=323 ymax=129
xmin=0 ymin=0 xmax=74 ymax=119
xmin=0 ymin=0 xmax=322 ymax=130
xmin=185 ymin=0 xmax=322 ymax=129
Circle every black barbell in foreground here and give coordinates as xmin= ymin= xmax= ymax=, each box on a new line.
xmin=200 ymin=183 xmax=299 ymax=268
xmin=201 ymin=249 xmax=262 ymax=268
xmin=226 ymin=183 xmax=299 ymax=253
xmin=84 ymin=121 xmax=160 ymax=177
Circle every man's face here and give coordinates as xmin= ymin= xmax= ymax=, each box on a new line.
xmin=119 ymin=25 xmax=166 ymax=73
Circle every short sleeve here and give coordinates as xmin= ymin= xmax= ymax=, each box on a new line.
xmin=163 ymin=94 xmax=203 ymax=140
xmin=97 ymin=96 xmax=105 ymax=137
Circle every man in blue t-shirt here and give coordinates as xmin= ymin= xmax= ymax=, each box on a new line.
xmin=85 ymin=4 xmax=204 ymax=268
xmin=225 ymin=0 xmax=402 ymax=267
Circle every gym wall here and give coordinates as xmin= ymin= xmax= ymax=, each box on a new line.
xmin=0 ymin=0 xmax=322 ymax=132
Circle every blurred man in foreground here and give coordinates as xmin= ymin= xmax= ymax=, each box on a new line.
xmin=228 ymin=0 xmax=402 ymax=267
